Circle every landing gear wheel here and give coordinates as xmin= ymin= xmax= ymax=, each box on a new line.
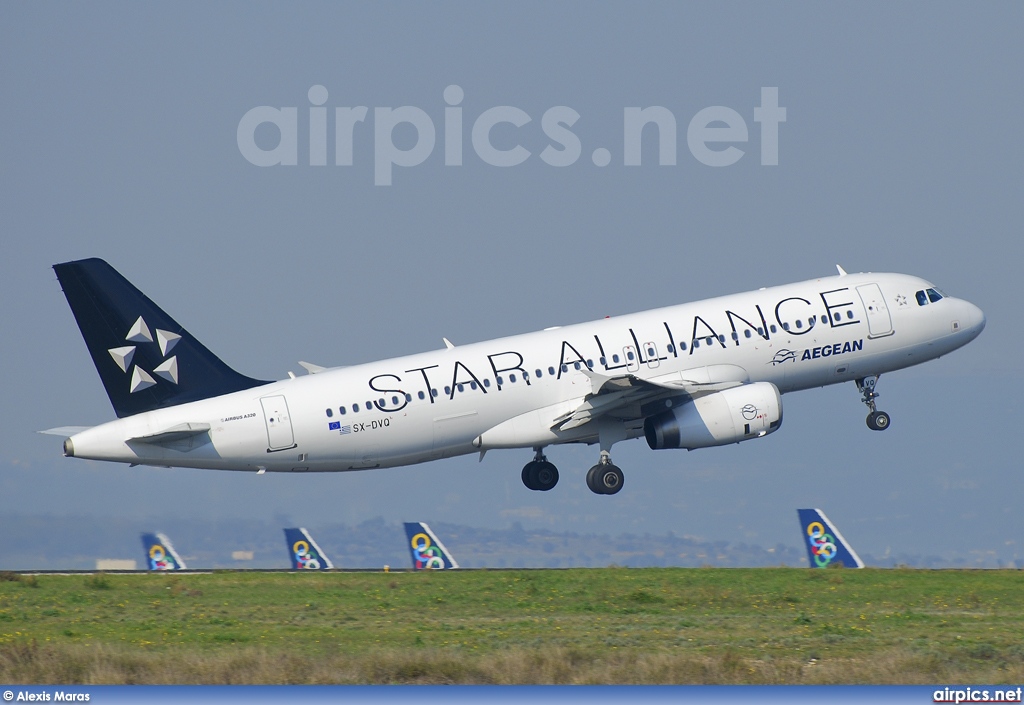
xmin=587 ymin=463 xmax=624 ymax=495
xmin=522 ymin=463 xmax=538 ymax=490
xmin=532 ymin=461 xmax=559 ymax=491
xmin=522 ymin=450 xmax=559 ymax=491
xmin=866 ymin=410 xmax=890 ymax=431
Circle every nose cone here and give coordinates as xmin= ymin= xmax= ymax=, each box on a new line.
xmin=960 ymin=300 xmax=986 ymax=340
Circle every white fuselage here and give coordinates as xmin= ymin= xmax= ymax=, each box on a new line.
xmin=65 ymin=271 xmax=985 ymax=472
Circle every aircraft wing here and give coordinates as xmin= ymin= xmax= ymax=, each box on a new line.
xmin=551 ymin=364 xmax=749 ymax=431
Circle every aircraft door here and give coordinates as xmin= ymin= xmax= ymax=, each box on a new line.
xmin=643 ymin=342 xmax=660 ymax=369
xmin=856 ymin=284 xmax=894 ymax=338
xmin=623 ymin=346 xmax=640 ymax=372
xmin=261 ymin=395 xmax=296 ymax=451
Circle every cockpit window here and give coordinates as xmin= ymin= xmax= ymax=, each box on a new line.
xmin=916 ymin=290 xmax=929 ymax=306
xmin=926 ymin=288 xmax=943 ymax=303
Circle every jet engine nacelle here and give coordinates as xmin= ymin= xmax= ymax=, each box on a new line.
xmin=644 ymin=382 xmax=782 ymax=450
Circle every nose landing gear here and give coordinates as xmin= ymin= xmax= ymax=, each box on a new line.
xmin=857 ymin=375 xmax=891 ymax=431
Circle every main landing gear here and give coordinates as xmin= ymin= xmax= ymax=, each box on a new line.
xmin=857 ymin=375 xmax=891 ymax=431
xmin=521 ymin=449 xmax=559 ymax=491
xmin=586 ymin=451 xmax=624 ymax=495
xmin=519 ymin=448 xmax=624 ymax=495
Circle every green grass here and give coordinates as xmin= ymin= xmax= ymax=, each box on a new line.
xmin=2 ymin=568 xmax=1023 ymax=684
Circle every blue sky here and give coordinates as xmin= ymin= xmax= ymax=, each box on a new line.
xmin=1 ymin=3 xmax=1021 ymax=565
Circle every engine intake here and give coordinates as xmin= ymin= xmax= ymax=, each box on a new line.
xmin=644 ymin=382 xmax=782 ymax=450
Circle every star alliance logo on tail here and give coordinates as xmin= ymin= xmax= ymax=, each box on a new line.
xmin=107 ymin=316 xmax=181 ymax=393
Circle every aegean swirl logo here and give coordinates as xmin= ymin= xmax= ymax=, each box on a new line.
xmin=291 ymin=540 xmax=323 ymax=570
xmin=237 ymin=85 xmax=785 ymax=185
xmin=409 ymin=532 xmax=446 ymax=569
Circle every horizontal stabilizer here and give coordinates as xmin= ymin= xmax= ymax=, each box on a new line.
xmin=39 ymin=426 xmax=91 ymax=437
xmin=128 ymin=422 xmax=211 ymax=445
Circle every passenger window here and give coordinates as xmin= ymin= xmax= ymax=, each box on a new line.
xmin=340 ymin=406 xmax=347 ymax=415
xmin=705 ymin=337 xmax=713 ymax=345
xmin=718 ymin=335 xmax=725 ymax=343
xmin=573 ymin=362 xmax=581 ymax=370
xmin=846 ymin=311 xmax=854 ymax=319
xmin=431 ymin=389 xmax=438 ymax=397
xmin=627 ymin=351 xmax=635 ymax=361
xmin=782 ymin=322 xmax=790 ymax=331
xmin=757 ymin=327 xmax=764 ymax=336
xmin=405 ymin=393 xmax=412 ymax=402
xmin=353 ymin=403 xmax=359 ymax=412
xmin=417 ymin=391 xmax=425 ymax=400
xmin=680 ymin=342 xmax=687 ymax=350
xmin=795 ymin=320 xmax=803 ymax=329
xmin=647 ymin=348 xmax=655 ymax=356
xmin=693 ymin=339 xmax=700 ymax=349
xmin=457 ymin=384 xmax=464 ymax=393
xmin=548 ymin=366 xmax=556 ymax=375
xmin=470 ymin=381 xmax=477 ymax=390
xmin=666 ymin=345 xmax=674 ymax=354
xmin=744 ymin=330 xmax=752 ymax=338
xmin=510 ymin=374 xmax=517 ymax=382
xmin=561 ymin=365 xmax=568 ymax=372
xmin=444 ymin=386 xmax=451 ymax=395
xmin=535 ymin=369 xmax=543 ymax=378
xmin=586 ymin=360 xmax=594 ymax=368
xmin=326 ymin=408 xmax=333 ymax=418
xmin=612 ymin=355 xmax=620 ymax=363
xmin=770 ymin=325 xmax=777 ymax=333
xmin=393 ymin=396 xmax=400 ymax=405
xmin=916 ymin=290 xmax=928 ymax=306
xmin=731 ymin=332 xmax=738 ymax=341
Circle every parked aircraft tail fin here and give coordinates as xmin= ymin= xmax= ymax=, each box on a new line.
xmin=141 ymin=532 xmax=186 ymax=570
xmin=797 ymin=508 xmax=864 ymax=568
xmin=283 ymin=527 xmax=334 ymax=570
xmin=403 ymin=522 xmax=459 ymax=569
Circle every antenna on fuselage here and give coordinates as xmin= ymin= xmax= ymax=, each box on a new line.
xmin=836 ymin=264 xmax=848 ymax=276
xmin=443 ymin=338 xmax=455 ymax=349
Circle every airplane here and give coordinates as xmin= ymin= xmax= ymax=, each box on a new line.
xmin=47 ymin=258 xmax=984 ymax=495
xmin=797 ymin=508 xmax=865 ymax=568
xmin=283 ymin=527 xmax=334 ymax=570
xmin=404 ymin=522 xmax=459 ymax=570
xmin=141 ymin=532 xmax=186 ymax=570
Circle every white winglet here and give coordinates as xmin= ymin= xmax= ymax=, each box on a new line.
xmin=298 ymin=361 xmax=328 ymax=374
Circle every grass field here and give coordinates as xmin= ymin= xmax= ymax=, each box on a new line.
xmin=2 ymin=567 xmax=1023 ymax=684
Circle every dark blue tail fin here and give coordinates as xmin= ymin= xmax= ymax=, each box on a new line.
xmin=797 ymin=508 xmax=865 ymax=568
xmin=53 ymin=258 xmax=268 ymax=418
xmin=403 ymin=522 xmax=459 ymax=569
xmin=141 ymin=532 xmax=186 ymax=570
xmin=283 ymin=528 xmax=334 ymax=570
